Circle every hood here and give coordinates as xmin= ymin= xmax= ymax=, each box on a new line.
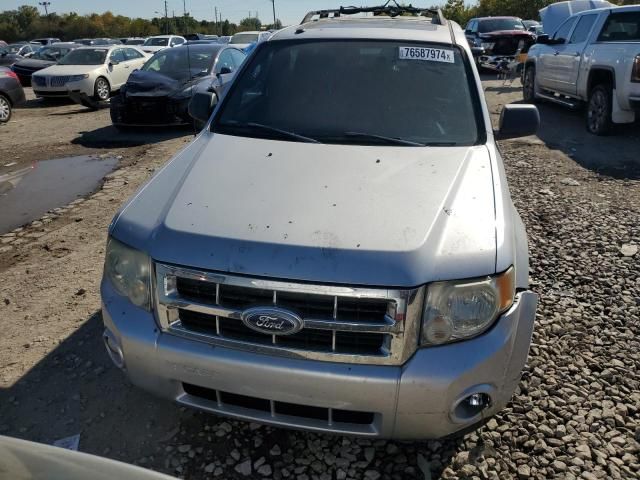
xmin=12 ymin=58 xmax=56 ymax=70
xmin=0 ymin=54 xmax=20 ymax=66
xmin=142 ymin=46 xmax=167 ymax=53
xmin=480 ymin=31 xmax=534 ymax=39
xmin=123 ymin=69 xmax=208 ymax=97
xmin=113 ymin=134 xmax=498 ymax=287
xmin=34 ymin=64 xmax=100 ymax=76
xmin=540 ymin=0 xmax=614 ymax=35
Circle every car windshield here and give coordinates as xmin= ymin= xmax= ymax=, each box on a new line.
xmin=126 ymin=39 xmax=144 ymax=45
xmin=31 ymin=46 xmax=67 ymax=60
xmin=144 ymin=37 xmax=169 ymax=46
xmin=142 ymin=47 xmax=216 ymax=80
xmin=1 ymin=44 xmax=22 ymax=54
xmin=479 ymin=18 xmax=525 ymax=33
xmin=214 ymin=40 xmax=482 ymax=146
xmin=58 ymin=48 xmax=107 ymax=65
xmin=230 ymin=33 xmax=258 ymax=44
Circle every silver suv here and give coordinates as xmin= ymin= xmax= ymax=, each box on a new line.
xmin=101 ymin=4 xmax=540 ymax=439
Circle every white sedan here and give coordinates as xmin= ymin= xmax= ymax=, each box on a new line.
xmin=141 ymin=35 xmax=186 ymax=54
xmin=31 ymin=45 xmax=148 ymax=101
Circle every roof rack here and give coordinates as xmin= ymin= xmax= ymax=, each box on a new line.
xmin=301 ymin=1 xmax=447 ymax=25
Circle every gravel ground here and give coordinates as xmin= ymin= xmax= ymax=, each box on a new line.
xmin=0 ymin=80 xmax=639 ymax=480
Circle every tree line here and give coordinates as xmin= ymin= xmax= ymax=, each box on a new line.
xmin=0 ymin=5 xmax=280 ymax=42
xmin=441 ymin=0 xmax=636 ymax=28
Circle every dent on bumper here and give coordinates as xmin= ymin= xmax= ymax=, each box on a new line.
xmin=101 ymin=280 xmax=537 ymax=439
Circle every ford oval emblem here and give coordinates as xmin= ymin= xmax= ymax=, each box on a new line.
xmin=241 ymin=307 xmax=304 ymax=336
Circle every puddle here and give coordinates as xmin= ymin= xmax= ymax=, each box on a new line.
xmin=0 ymin=155 xmax=118 ymax=233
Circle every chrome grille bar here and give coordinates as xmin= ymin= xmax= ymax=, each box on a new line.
xmin=154 ymin=263 xmax=423 ymax=366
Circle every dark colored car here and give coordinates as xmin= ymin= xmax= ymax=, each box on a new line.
xmin=0 ymin=67 xmax=26 ymax=122
xmin=110 ymin=43 xmax=246 ymax=128
xmin=0 ymin=42 xmax=37 ymax=67
xmin=11 ymin=42 xmax=79 ymax=86
xmin=465 ymin=17 xmax=535 ymax=71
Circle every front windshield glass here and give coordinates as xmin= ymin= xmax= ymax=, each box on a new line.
xmin=214 ymin=40 xmax=481 ymax=146
xmin=141 ymin=47 xmax=216 ymax=80
xmin=126 ymin=39 xmax=145 ymax=45
xmin=1 ymin=44 xmax=22 ymax=54
xmin=144 ymin=37 xmax=169 ymax=46
xmin=479 ymin=18 xmax=525 ymax=33
xmin=57 ymin=48 xmax=107 ymax=65
xmin=230 ymin=33 xmax=258 ymax=44
xmin=32 ymin=46 xmax=67 ymax=60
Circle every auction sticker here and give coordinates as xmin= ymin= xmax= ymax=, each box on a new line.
xmin=399 ymin=46 xmax=454 ymax=63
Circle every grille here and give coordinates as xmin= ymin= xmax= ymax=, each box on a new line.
xmin=155 ymin=263 xmax=423 ymax=365
xmin=126 ymin=96 xmax=182 ymax=124
xmin=179 ymin=309 xmax=386 ymax=355
xmin=50 ymin=75 xmax=71 ymax=87
xmin=32 ymin=76 xmax=46 ymax=86
xmin=182 ymin=383 xmax=375 ymax=426
xmin=492 ymin=37 xmax=524 ymax=56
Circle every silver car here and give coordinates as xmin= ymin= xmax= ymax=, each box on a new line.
xmin=101 ymin=5 xmax=540 ymax=439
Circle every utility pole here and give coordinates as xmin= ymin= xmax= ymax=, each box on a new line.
xmin=183 ymin=0 xmax=188 ymax=34
xmin=38 ymin=1 xmax=50 ymax=15
xmin=164 ymin=0 xmax=169 ymax=35
xmin=172 ymin=10 xmax=176 ymax=34
xmin=214 ymin=6 xmax=218 ymax=35
xmin=271 ymin=0 xmax=276 ymax=27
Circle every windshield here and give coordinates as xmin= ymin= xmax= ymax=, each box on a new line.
xmin=0 ymin=44 xmax=22 ymax=54
xmin=141 ymin=47 xmax=216 ymax=80
xmin=58 ymin=48 xmax=107 ymax=65
xmin=126 ymin=39 xmax=145 ymax=45
xmin=230 ymin=33 xmax=258 ymax=44
xmin=32 ymin=46 xmax=68 ymax=60
xmin=214 ymin=40 xmax=482 ymax=146
xmin=144 ymin=37 xmax=169 ymax=46
xmin=479 ymin=18 xmax=525 ymax=33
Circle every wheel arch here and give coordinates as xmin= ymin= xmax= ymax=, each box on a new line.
xmin=587 ymin=67 xmax=615 ymax=96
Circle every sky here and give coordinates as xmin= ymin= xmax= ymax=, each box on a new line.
xmin=4 ymin=1 xmax=476 ymax=26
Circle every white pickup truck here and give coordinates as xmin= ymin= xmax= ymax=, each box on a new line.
xmin=524 ymin=5 xmax=640 ymax=135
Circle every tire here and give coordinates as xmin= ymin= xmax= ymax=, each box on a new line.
xmin=586 ymin=84 xmax=613 ymax=136
xmin=522 ymin=65 xmax=537 ymax=103
xmin=0 ymin=94 xmax=11 ymax=123
xmin=94 ymin=77 xmax=110 ymax=101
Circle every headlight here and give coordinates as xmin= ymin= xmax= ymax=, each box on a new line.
xmin=67 ymin=74 xmax=89 ymax=82
xmin=104 ymin=237 xmax=152 ymax=310
xmin=481 ymin=42 xmax=495 ymax=50
xmin=421 ymin=267 xmax=515 ymax=346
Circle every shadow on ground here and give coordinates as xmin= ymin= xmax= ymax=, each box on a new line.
xmin=0 ymin=310 xmax=466 ymax=479
xmin=72 ymin=125 xmax=193 ymax=148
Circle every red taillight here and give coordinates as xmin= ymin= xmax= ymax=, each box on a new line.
xmin=632 ymin=55 xmax=640 ymax=83
xmin=1 ymin=69 xmax=19 ymax=81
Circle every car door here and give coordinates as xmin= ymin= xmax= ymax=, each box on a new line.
xmin=123 ymin=47 xmax=147 ymax=71
xmin=107 ymin=48 xmax=129 ymax=88
xmin=537 ymin=17 xmax=578 ymax=92
xmin=555 ymin=14 xmax=598 ymax=95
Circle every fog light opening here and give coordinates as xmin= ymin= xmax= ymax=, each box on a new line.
xmin=103 ymin=331 xmax=125 ymax=369
xmin=454 ymin=393 xmax=492 ymax=421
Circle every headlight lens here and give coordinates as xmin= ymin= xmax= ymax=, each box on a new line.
xmin=68 ymin=74 xmax=89 ymax=82
xmin=104 ymin=238 xmax=152 ymax=310
xmin=481 ymin=42 xmax=495 ymax=50
xmin=421 ymin=267 xmax=515 ymax=346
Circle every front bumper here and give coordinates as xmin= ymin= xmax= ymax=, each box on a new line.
xmin=110 ymin=93 xmax=190 ymax=126
xmin=101 ymin=280 xmax=537 ymax=439
xmin=479 ymin=54 xmax=516 ymax=71
xmin=33 ymin=79 xmax=93 ymax=98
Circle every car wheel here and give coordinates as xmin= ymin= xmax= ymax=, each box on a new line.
xmin=522 ymin=66 xmax=537 ymax=103
xmin=0 ymin=94 xmax=11 ymax=123
xmin=94 ymin=77 xmax=110 ymax=101
xmin=586 ymin=84 xmax=613 ymax=136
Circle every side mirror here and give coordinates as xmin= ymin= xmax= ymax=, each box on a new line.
xmin=219 ymin=66 xmax=232 ymax=75
xmin=536 ymin=34 xmax=550 ymax=44
xmin=495 ymin=104 xmax=540 ymax=140
xmin=188 ymin=91 xmax=218 ymax=123
xmin=470 ymin=46 xmax=485 ymax=57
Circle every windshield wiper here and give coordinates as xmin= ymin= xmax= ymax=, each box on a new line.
xmin=343 ymin=131 xmax=425 ymax=146
xmin=239 ymin=122 xmax=320 ymax=144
